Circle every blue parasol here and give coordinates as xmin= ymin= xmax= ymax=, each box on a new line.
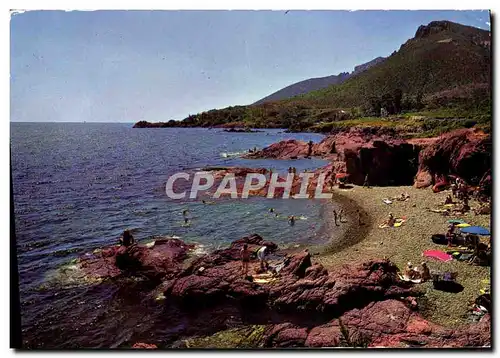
xmin=459 ymin=226 xmax=490 ymax=236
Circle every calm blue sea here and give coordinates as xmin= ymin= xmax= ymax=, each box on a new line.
xmin=11 ymin=123 xmax=339 ymax=348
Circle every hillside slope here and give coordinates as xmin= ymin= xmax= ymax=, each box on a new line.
xmin=291 ymin=20 xmax=490 ymax=111
xmin=253 ymin=57 xmax=385 ymax=105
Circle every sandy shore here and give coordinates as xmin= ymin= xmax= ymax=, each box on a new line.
xmin=317 ymin=185 xmax=490 ymax=328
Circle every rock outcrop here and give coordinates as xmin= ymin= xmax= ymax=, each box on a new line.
xmin=78 ymin=238 xmax=194 ymax=284
xmin=245 ymin=128 xmax=423 ymax=186
xmin=415 ymin=128 xmax=491 ymax=188
xmin=244 ymin=139 xmax=311 ymax=159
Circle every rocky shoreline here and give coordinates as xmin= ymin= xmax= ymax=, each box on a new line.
xmin=63 ymin=126 xmax=491 ymax=348
xmin=74 ymin=230 xmax=489 ymax=348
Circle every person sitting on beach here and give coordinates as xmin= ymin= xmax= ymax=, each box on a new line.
xmin=404 ymin=262 xmax=416 ymax=279
xmin=465 ymin=234 xmax=480 ymax=249
xmin=445 ymin=223 xmax=457 ymax=247
xmin=119 ymin=229 xmax=135 ymax=247
xmin=444 ymin=195 xmax=453 ymax=205
xmin=450 ymin=183 xmax=458 ymax=198
xmin=387 ymin=212 xmax=396 ymax=227
xmin=474 ymin=203 xmax=491 ymax=215
xmin=240 ymin=244 xmax=251 ymax=277
xmin=288 ymin=215 xmax=296 ymax=226
xmin=420 ymin=262 xmax=431 ymax=281
xmin=257 ymin=245 xmax=269 ymax=271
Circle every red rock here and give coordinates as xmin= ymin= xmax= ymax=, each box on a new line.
xmin=244 ymin=139 xmax=310 ymax=159
xmin=416 ymin=128 xmax=491 ymax=187
xmin=78 ymin=238 xmax=194 ymax=284
xmin=132 ymin=342 xmax=158 ymax=349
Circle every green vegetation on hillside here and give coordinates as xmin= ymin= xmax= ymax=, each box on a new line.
xmin=134 ymin=21 xmax=491 ymax=135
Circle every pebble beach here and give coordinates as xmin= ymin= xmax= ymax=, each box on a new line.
xmin=318 ymin=185 xmax=491 ymax=328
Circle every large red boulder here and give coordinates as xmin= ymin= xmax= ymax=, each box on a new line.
xmin=78 ymin=238 xmax=194 ymax=284
xmin=244 ymin=139 xmax=310 ymax=159
xmin=416 ymin=128 xmax=491 ymax=187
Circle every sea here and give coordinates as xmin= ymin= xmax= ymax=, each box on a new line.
xmin=11 ymin=123 xmax=338 ymax=348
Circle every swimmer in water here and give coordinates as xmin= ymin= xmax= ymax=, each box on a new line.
xmin=182 ymin=209 xmax=189 ymax=224
xmin=269 ymin=208 xmax=275 ymax=213
xmin=288 ymin=215 xmax=296 ymax=226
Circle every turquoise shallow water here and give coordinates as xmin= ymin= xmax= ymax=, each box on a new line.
xmin=11 ymin=123 xmax=339 ymax=347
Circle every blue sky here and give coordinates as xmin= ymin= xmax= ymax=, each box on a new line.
xmin=10 ymin=10 xmax=490 ymax=123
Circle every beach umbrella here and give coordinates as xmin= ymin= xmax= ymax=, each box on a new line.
xmin=447 ymin=219 xmax=465 ymax=224
xmin=460 ymin=226 xmax=490 ymax=236
xmin=423 ymin=250 xmax=453 ymax=262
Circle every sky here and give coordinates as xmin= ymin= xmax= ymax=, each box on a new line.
xmin=10 ymin=10 xmax=491 ymax=123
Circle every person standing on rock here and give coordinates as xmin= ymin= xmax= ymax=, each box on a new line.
xmin=363 ymin=173 xmax=370 ymax=188
xmin=357 ymin=210 xmax=364 ymax=225
xmin=240 ymin=244 xmax=251 ymax=277
xmin=329 ymin=174 xmax=336 ymax=191
xmin=307 ymin=140 xmax=313 ymax=157
xmin=333 ymin=210 xmax=339 ymax=226
xmin=339 ymin=209 xmax=345 ymax=223
xmin=257 ymin=245 xmax=269 ymax=271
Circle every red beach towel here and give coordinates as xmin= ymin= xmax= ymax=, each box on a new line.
xmin=423 ymin=250 xmax=453 ymax=262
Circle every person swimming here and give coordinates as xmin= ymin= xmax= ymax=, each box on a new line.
xmin=288 ymin=215 xmax=296 ymax=226
xmin=182 ymin=209 xmax=189 ymax=224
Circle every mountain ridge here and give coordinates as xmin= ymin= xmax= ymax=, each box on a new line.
xmin=253 ymin=56 xmax=385 ymax=105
